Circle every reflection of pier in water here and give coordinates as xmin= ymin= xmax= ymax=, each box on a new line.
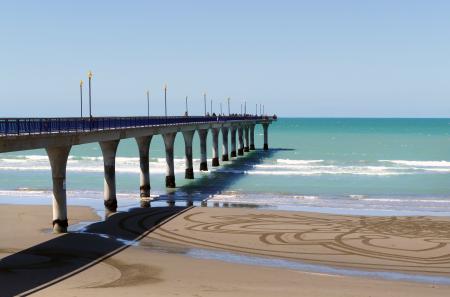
xmin=151 ymin=148 xmax=294 ymax=208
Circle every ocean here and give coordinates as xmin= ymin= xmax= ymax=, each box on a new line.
xmin=1 ymin=118 xmax=450 ymax=216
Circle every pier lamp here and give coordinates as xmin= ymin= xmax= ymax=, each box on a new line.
xmin=244 ymin=101 xmax=247 ymax=115
xmin=146 ymin=90 xmax=150 ymax=118
xmin=88 ymin=70 xmax=93 ymax=118
xmin=185 ymin=96 xmax=188 ymax=116
xmin=164 ymin=84 xmax=168 ymax=121
xmin=240 ymin=103 xmax=242 ymax=115
xmin=227 ymin=97 xmax=230 ymax=116
xmin=80 ymin=80 xmax=83 ymax=118
xmin=210 ymin=99 xmax=213 ymax=115
xmin=203 ymin=92 xmax=207 ymax=116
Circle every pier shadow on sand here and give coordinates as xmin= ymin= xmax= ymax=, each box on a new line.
xmin=0 ymin=148 xmax=288 ymax=296
xmin=0 ymin=206 xmax=188 ymax=297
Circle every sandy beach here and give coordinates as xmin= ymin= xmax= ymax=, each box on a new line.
xmin=1 ymin=204 xmax=450 ymax=296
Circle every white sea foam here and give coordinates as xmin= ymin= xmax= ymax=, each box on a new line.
xmin=0 ymin=155 xmax=204 ymax=174
xmin=247 ymin=169 xmax=405 ymax=176
xmin=276 ymin=159 xmax=324 ymax=165
xmin=2 ymin=155 xmax=450 ymax=177
xmin=292 ymin=195 xmax=318 ymax=200
xmin=361 ymin=198 xmax=450 ymax=203
xmin=422 ymin=168 xmax=450 ymax=172
xmin=349 ymin=195 xmax=367 ymax=199
xmin=380 ymin=160 xmax=450 ymax=167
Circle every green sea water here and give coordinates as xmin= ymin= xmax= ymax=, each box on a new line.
xmin=1 ymin=118 xmax=450 ymax=215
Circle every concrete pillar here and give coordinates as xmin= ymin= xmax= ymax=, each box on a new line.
xmin=46 ymin=146 xmax=71 ymax=233
xmin=230 ymin=127 xmax=237 ymax=158
xmin=221 ymin=127 xmax=229 ymax=161
xmin=140 ymin=200 xmax=151 ymax=208
xmin=135 ymin=136 xmax=152 ymax=198
xmin=211 ymin=128 xmax=220 ymax=166
xmin=249 ymin=124 xmax=256 ymax=150
xmin=237 ymin=127 xmax=244 ymax=156
xmin=183 ymin=130 xmax=195 ymax=179
xmin=163 ymin=133 xmax=177 ymax=188
xmin=100 ymin=140 xmax=120 ymax=215
xmin=262 ymin=123 xmax=269 ymax=150
xmin=198 ymin=129 xmax=208 ymax=171
xmin=244 ymin=126 xmax=250 ymax=152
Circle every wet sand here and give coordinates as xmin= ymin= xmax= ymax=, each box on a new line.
xmin=149 ymin=207 xmax=450 ymax=275
xmin=1 ymin=204 xmax=450 ymax=296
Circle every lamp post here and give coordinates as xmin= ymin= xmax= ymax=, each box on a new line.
xmin=263 ymin=104 xmax=265 ymax=116
xmin=164 ymin=83 xmax=168 ymax=121
xmin=80 ymin=80 xmax=83 ymax=118
xmin=203 ymin=92 xmax=207 ymax=116
xmin=185 ymin=95 xmax=188 ymax=116
xmin=256 ymin=103 xmax=257 ymax=116
xmin=227 ymin=97 xmax=230 ymax=116
xmin=244 ymin=101 xmax=246 ymax=115
xmin=88 ymin=71 xmax=93 ymax=118
xmin=146 ymin=90 xmax=150 ymax=118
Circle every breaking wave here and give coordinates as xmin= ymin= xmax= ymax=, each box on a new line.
xmin=1 ymin=156 xmax=450 ymax=176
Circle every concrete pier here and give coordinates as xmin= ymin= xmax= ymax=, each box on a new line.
xmin=262 ymin=123 xmax=269 ymax=150
xmin=198 ymin=129 xmax=208 ymax=171
xmin=230 ymin=127 xmax=237 ymax=157
xmin=221 ymin=127 xmax=229 ymax=161
xmin=182 ymin=130 xmax=195 ymax=179
xmin=244 ymin=126 xmax=250 ymax=152
xmin=249 ymin=124 xmax=256 ymax=150
xmin=0 ymin=115 xmax=275 ymax=231
xmin=100 ymin=140 xmax=120 ymax=215
xmin=135 ymin=136 xmax=152 ymax=198
xmin=46 ymin=146 xmax=71 ymax=233
xmin=163 ymin=133 xmax=177 ymax=188
xmin=238 ymin=127 xmax=244 ymax=156
xmin=211 ymin=128 xmax=220 ymax=166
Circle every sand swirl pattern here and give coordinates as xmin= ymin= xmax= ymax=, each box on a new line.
xmin=149 ymin=208 xmax=450 ymax=275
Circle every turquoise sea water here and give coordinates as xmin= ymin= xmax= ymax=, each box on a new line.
xmin=1 ymin=118 xmax=450 ymax=215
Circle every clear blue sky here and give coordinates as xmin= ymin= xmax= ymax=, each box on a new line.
xmin=0 ymin=0 xmax=449 ymax=117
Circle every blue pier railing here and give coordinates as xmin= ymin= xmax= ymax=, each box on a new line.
xmin=0 ymin=116 xmax=269 ymax=136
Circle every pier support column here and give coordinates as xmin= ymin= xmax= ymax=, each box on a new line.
xmin=238 ymin=127 xmax=244 ymax=156
xmin=221 ymin=127 xmax=229 ymax=161
xmin=244 ymin=126 xmax=250 ymax=152
xmin=46 ymin=146 xmax=71 ymax=233
xmin=163 ymin=133 xmax=177 ymax=188
xmin=230 ymin=127 xmax=237 ymax=158
xmin=249 ymin=124 xmax=256 ymax=150
xmin=100 ymin=140 xmax=120 ymax=215
xmin=183 ymin=130 xmax=195 ymax=179
xmin=135 ymin=136 xmax=152 ymax=198
xmin=211 ymin=128 xmax=220 ymax=166
xmin=262 ymin=123 xmax=269 ymax=150
xmin=198 ymin=129 xmax=208 ymax=171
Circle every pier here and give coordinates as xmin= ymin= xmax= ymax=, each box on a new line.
xmin=0 ymin=115 xmax=274 ymax=233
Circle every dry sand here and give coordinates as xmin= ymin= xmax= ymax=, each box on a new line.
xmin=1 ymin=204 xmax=450 ymax=297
